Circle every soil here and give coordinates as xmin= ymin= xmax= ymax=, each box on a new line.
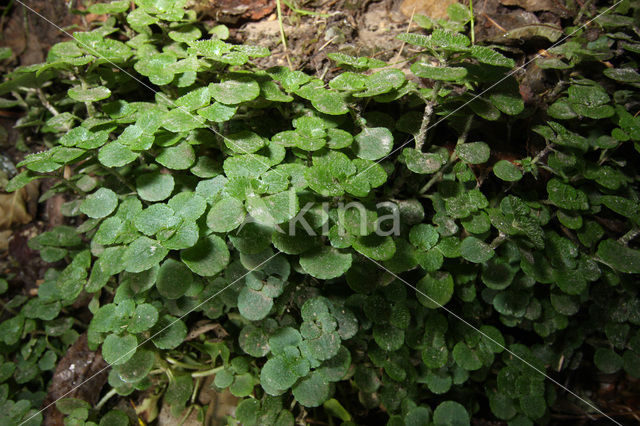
xmin=1 ymin=0 xmax=637 ymax=424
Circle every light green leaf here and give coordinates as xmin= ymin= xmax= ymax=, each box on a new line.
xmin=246 ymin=191 xmax=299 ymax=225
xmin=354 ymin=127 xmax=393 ymax=161
xmin=124 ymin=237 xmax=169 ymax=273
xmin=68 ymin=86 xmax=111 ymax=102
xmin=403 ymin=148 xmax=444 ymax=174
xmin=80 ymin=188 xmax=118 ymax=218
xmin=157 ymin=142 xmax=196 ymax=170
xmin=197 ymin=102 xmax=237 ymax=122
xmin=299 ymin=247 xmax=353 ymax=280
xmin=207 ymin=197 xmax=246 ymax=232
xmin=102 ymin=334 xmax=137 ymax=366
xmin=136 ymin=173 xmax=175 ymax=202
xmin=353 ymin=234 xmax=396 ymax=261
xmin=210 ymin=77 xmax=260 ymax=105
xmin=98 ymin=142 xmax=138 ymax=168
xmin=225 ymin=130 xmax=266 ymax=154
xmin=411 ymin=63 xmax=467 ymax=81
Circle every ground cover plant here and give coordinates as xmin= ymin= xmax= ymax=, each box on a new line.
xmin=1 ymin=0 xmax=640 ymax=424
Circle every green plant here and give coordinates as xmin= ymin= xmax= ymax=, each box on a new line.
xmin=1 ymin=0 xmax=640 ymax=425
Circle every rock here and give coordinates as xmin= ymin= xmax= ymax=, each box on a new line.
xmin=399 ymin=0 xmax=459 ymax=20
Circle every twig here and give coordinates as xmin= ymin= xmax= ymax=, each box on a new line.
xmin=36 ymin=89 xmax=59 ymax=116
xmin=392 ymin=5 xmax=416 ymax=65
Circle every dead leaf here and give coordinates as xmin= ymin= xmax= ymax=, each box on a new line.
xmin=0 ymin=230 xmax=11 ymax=251
xmin=0 ymin=182 xmax=38 ymax=230
xmin=499 ymin=0 xmax=557 ymax=12
xmin=400 ymin=0 xmax=459 ymax=20
xmin=42 ymin=333 xmax=109 ymax=426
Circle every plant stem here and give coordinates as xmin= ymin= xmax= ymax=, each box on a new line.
xmin=275 ymin=0 xmax=293 ymax=69
xmin=95 ymin=388 xmax=118 ymax=410
xmin=419 ymin=116 xmax=473 ymax=194
xmin=191 ymin=365 xmax=224 ymax=378
xmin=101 ymin=165 xmax=137 ymax=194
xmin=619 ymin=227 xmax=640 ymax=245
xmin=531 ymin=143 xmax=554 ymax=165
xmin=415 ymin=82 xmax=442 ymax=151
xmin=282 ymin=0 xmax=330 ymax=17
xmin=36 ymin=89 xmax=59 ymax=116
xmin=469 ymin=0 xmax=475 ymax=44
xmin=490 ymin=232 xmax=507 ymax=249
xmin=165 ymin=356 xmax=202 ymax=370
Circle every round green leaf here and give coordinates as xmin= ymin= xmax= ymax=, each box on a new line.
xmin=133 ymin=204 xmax=177 ymax=236
xmin=102 ymin=334 xmax=137 ymax=366
xmin=354 ymin=127 xmax=394 ymax=161
xmin=493 ymin=160 xmax=522 ymax=182
xmin=151 ymin=315 xmax=187 ymax=350
xmin=594 ymin=348 xmax=622 ymax=374
xmin=127 ymin=303 xmax=159 ymax=334
xmin=136 ymin=173 xmax=175 ymax=202
xmin=352 ymin=234 xmax=396 ymax=261
xmin=238 ymin=286 xmax=273 ymax=321
xmin=373 ymin=323 xmax=404 ymax=352
xmin=433 ymin=401 xmax=470 ymax=426
xmin=224 ymin=130 xmax=266 ymax=154
xmin=417 ymin=272 xmax=454 ymax=309
xmin=299 ymin=247 xmax=352 ymax=280
xmin=460 ymin=236 xmax=494 ymax=263
xmin=210 ymin=77 xmax=260 ymax=105
xmin=116 ymin=349 xmax=154 ymax=383
xmin=98 ymin=142 xmax=138 ymax=167
xmin=452 ymin=342 xmax=482 ymax=371
xmin=310 ymin=90 xmax=349 ymax=115
xmin=157 ymin=142 xmax=196 ymax=170
xmin=157 ymin=259 xmax=193 ymax=299
xmin=239 ymin=325 xmax=270 ymax=357
xmin=456 ymin=142 xmax=490 ymax=164
xmin=409 ymin=224 xmax=439 ymax=250
xmin=80 ymin=188 xmax=118 ymax=218
xmin=292 ymin=372 xmax=330 ymax=407
xmin=411 ymin=63 xmax=468 ymax=81
xmin=597 ymin=239 xmax=640 ymax=274
xmin=261 ymin=355 xmax=303 ymax=392
xmin=181 ymin=235 xmax=230 ymax=277
xmin=124 ymin=236 xmax=169 ymax=273
xmin=68 ymin=86 xmax=111 ymax=102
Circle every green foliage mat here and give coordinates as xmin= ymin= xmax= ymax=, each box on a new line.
xmin=1 ymin=0 xmax=640 ymax=424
